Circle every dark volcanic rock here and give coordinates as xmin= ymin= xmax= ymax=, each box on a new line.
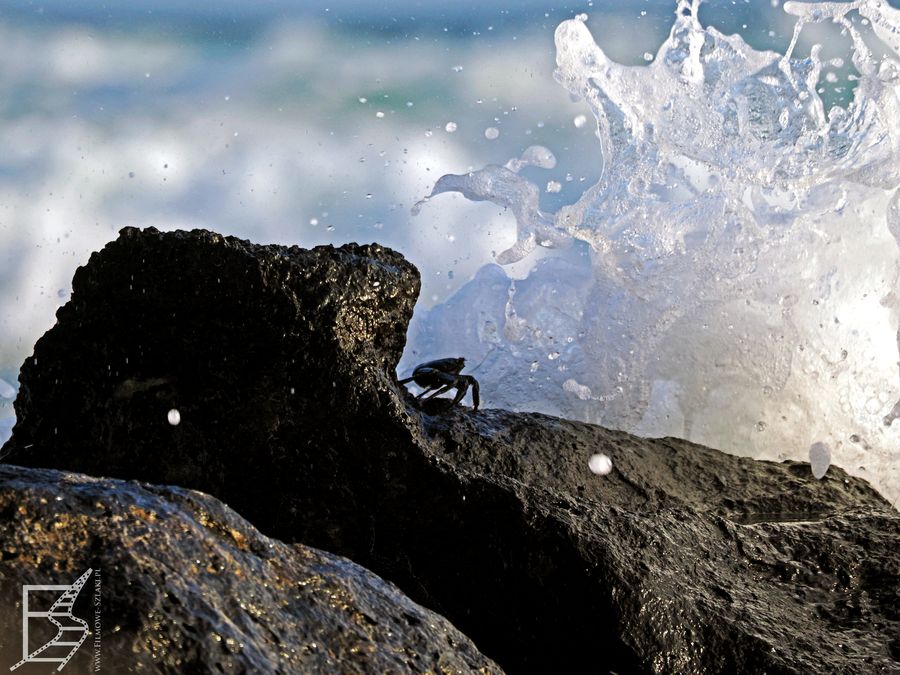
xmin=4 ymin=226 xmax=899 ymax=672
xmin=0 ymin=463 xmax=500 ymax=674
xmin=422 ymin=409 xmax=900 ymax=673
xmin=5 ymin=227 xmax=420 ymax=542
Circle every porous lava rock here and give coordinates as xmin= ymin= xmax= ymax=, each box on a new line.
xmin=4 ymin=227 xmax=422 ymax=546
xmin=3 ymin=227 xmax=898 ymax=672
xmin=0 ymin=463 xmax=500 ymax=674
xmin=421 ymin=408 xmax=900 ymax=673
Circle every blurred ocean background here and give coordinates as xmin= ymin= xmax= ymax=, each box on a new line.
xmin=1 ymin=0 xmax=898 ymax=503
xmin=0 ymin=2 xmax=770 ymax=421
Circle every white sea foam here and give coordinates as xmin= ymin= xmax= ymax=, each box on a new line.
xmin=412 ymin=0 xmax=900 ymax=504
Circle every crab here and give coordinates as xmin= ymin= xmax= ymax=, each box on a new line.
xmin=398 ymin=357 xmax=480 ymax=411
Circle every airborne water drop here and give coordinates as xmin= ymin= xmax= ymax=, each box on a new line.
xmin=588 ymin=453 xmax=613 ymax=475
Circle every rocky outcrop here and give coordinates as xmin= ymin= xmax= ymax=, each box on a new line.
xmin=421 ymin=408 xmax=900 ymax=673
xmin=0 ymin=463 xmax=500 ymax=674
xmin=3 ymin=227 xmax=898 ymax=672
xmin=4 ymin=226 xmax=419 ymax=506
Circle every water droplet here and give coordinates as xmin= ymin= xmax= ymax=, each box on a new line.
xmin=643 ymin=52 xmax=653 ymax=62
xmin=484 ymin=127 xmax=500 ymax=140
xmin=809 ymin=442 xmax=831 ymax=479
xmin=755 ymin=421 xmax=767 ymax=432
xmin=779 ymin=108 xmax=790 ymax=128
xmin=167 ymin=409 xmax=181 ymax=426
xmin=573 ymin=114 xmax=587 ymax=128
xmin=588 ymin=453 xmax=613 ymax=475
xmin=548 ymin=351 xmax=560 ymax=360
xmin=546 ymin=181 xmax=562 ymax=193
xmin=358 ymin=97 xmax=367 ymax=103
xmin=376 ymin=111 xmax=385 ymax=118
xmin=445 ymin=122 xmax=458 ymax=133
xmin=0 ymin=378 xmax=15 ymax=399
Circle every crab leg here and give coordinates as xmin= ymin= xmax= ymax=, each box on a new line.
xmin=421 ymin=383 xmax=455 ymax=401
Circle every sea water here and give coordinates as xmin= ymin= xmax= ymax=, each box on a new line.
xmin=408 ymin=0 xmax=900 ymax=505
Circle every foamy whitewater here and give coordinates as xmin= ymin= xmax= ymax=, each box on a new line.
xmin=409 ymin=0 xmax=900 ymax=504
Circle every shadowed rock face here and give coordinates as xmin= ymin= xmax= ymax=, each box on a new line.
xmin=420 ymin=409 xmax=900 ymax=672
xmin=5 ymin=227 xmax=422 ymax=544
xmin=0 ymin=464 xmax=500 ymax=674
xmin=3 ymin=227 xmax=899 ymax=673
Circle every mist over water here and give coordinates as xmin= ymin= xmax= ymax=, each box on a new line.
xmin=407 ymin=0 xmax=900 ymax=504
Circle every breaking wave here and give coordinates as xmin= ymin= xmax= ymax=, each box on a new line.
xmin=409 ymin=0 xmax=900 ymax=504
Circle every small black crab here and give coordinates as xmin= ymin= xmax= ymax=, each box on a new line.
xmin=398 ymin=357 xmax=480 ymax=411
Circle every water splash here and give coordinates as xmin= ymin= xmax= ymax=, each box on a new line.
xmin=412 ymin=145 xmax=568 ymax=264
xmin=410 ymin=0 xmax=900 ymax=504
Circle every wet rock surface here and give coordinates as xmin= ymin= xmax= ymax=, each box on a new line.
xmin=421 ymin=408 xmax=900 ymax=673
xmin=0 ymin=463 xmax=500 ymax=674
xmin=4 ymin=227 xmax=899 ymax=673
xmin=4 ymin=226 xmax=421 ymax=544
